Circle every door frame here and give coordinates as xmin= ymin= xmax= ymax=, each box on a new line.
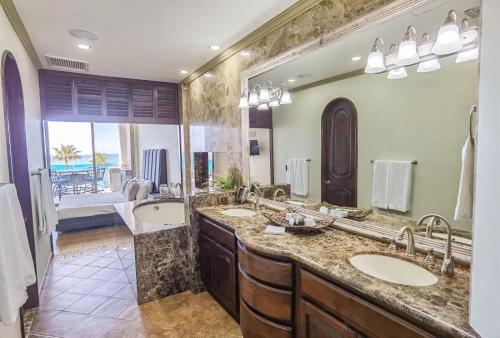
xmin=2 ymin=50 xmax=39 ymax=309
xmin=321 ymin=97 xmax=358 ymax=206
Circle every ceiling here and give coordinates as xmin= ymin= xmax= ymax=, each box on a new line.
xmin=250 ymin=0 xmax=479 ymax=90
xmin=13 ymin=0 xmax=297 ymax=82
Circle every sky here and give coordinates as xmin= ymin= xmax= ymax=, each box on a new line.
xmin=48 ymin=122 xmax=120 ymax=155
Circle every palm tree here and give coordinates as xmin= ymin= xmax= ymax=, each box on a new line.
xmin=93 ymin=152 xmax=108 ymax=166
xmin=52 ymin=144 xmax=81 ymax=168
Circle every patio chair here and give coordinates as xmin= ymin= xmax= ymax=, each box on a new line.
xmin=83 ymin=167 xmax=106 ymax=192
xmin=50 ymin=170 xmax=70 ymax=199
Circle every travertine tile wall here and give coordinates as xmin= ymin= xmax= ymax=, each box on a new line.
xmin=183 ymin=0 xmax=394 ymax=176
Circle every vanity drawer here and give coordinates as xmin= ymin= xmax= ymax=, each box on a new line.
xmin=300 ymin=269 xmax=434 ymax=338
xmin=238 ymin=242 xmax=292 ymax=287
xmin=199 ymin=216 xmax=235 ymax=251
xmin=240 ymin=299 xmax=293 ymax=338
xmin=239 ymin=267 xmax=292 ymax=322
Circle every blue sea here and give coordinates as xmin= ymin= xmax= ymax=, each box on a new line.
xmin=50 ymin=153 xmax=119 ymax=188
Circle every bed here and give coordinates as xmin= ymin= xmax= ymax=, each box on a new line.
xmin=55 ymin=149 xmax=168 ymax=233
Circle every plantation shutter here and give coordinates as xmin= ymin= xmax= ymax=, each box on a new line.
xmin=156 ymin=86 xmax=179 ymax=123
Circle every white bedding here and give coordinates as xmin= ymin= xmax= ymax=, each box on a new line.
xmin=57 ymin=192 xmax=127 ymax=220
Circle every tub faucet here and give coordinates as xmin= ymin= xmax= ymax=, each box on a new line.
xmin=395 ymin=226 xmax=415 ymax=257
xmin=418 ymin=214 xmax=454 ymax=277
xmin=273 ymin=188 xmax=286 ymax=201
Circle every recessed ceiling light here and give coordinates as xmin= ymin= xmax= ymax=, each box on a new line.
xmin=69 ymin=29 xmax=97 ymax=50
xmin=240 ymin=51 xmax=251 ymax=57
xmin=180 ymin=70 xmax=188 ymax=74
xmin=204 ymin=73 xmax=213 ymax=78
xmin=288 ymin=79 xmax=295 ymax=83
xmin=209 ymin=45 xmax=221 ymax=51
xmin=77 ymin=41 xmax=91 ymax=50
xmin=352 ymin=55 xmax=362 ymax=61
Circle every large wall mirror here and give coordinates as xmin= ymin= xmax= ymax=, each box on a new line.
xmin=244 ymin=0 xmax=480 ymax=247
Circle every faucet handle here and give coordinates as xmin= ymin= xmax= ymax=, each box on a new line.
xmin=424 ymin=248 xmax=436 ymax=264
xmin=441 ymin=256 xmax=455 ymax=277
xmin=388 ymin=239 xmax=398 ymax=251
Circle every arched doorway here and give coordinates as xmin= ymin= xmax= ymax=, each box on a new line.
xmin=2 ymin=51 xmax=39 ymax=308
xmin=321 ymin=98 xmax=358 ymax=207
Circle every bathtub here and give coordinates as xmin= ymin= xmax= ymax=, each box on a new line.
xmin=133 ymin=200 xmax=185 ymax=225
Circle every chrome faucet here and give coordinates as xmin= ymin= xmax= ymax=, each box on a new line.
xmin=273 ymin=188 xmax=286 ymax=201
xmin=418 ymin=214 xmax=454 ymax=277
xmin=396 ymin=226 xmax=416 ymax=257
xmin=248 ymin=186 xmax=262 ymax=211
xmin=417 ymin=214 xmax=441 ymax=238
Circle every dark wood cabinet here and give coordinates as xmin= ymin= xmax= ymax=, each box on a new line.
xmin=39 ymin=69 xmax=179 ymax=124
xmin=298 ymin=299 xmax=357 ymax=338
xmin=199 ymin=217 xmax=238 ymax=320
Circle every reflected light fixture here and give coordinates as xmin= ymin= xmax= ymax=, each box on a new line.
xmin=239 ymin=89 xmax=250 ymax=109
xmin=248 ymin=89 xmax=259 ymax=106
xmin=365 ymin=38 xmax=385 ymax=74
xmin=396 ymin=26 xmax=419 ymax=66
xmin=417 ymin=59 xmax=441 ymax=73
xmin=387 ymin=67 xmax=407 ymax=80
xmin=456 ymin=46 xmax=479 ymax=63
xmin=280 ymin=89 xmax=292 ymax=105
xmin=417 ymin=34 xmax=441 ymax=73
xmin=385 ymin=44 xmax=398 ymax=66
xmin=432 ymin=10 xmax=463 ymax=55
xmin=257 ymin=103 xmax=268 ymax=111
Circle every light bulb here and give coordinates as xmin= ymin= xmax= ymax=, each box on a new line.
xmin=280 ymin=90 xmax=292 ymax=105
xmin=396 ymin=40 xmax=419 ymax=66
xmin=387 ymin=67 xmax=407 ymax=80
xmin=365 ymin=38 xmax=385 ymax=74
xmin=258 ymin=88 xmax=270 ymax=103
xmin=239 ymin=96 xmax=249 ymax=109
xmin=248 ymin=92 xmax=259 ymax=106
xmin=268 ymin=100 xmax=280 ymax=107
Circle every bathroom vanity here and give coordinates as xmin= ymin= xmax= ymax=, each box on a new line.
xmin=197 ymin=205 xmax=477 ymax=338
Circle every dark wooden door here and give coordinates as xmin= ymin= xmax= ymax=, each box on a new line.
xmin=298 ymin=299 xmax=357 ymax=338
xmin=212 ymin=240 xmax=237 ymax=315
xmin=2 ymin=52 xmax=39 ymax=308
xmin=321 ymin=98 xmax=357 ymax=207
xmin=199 ymin=234 xmax=214 ymax=289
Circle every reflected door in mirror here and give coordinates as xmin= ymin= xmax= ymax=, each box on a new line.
xmin=321 ymin=98 xmax=357 ymax=207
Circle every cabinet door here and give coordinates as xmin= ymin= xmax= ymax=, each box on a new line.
xmin=212 ymin=241 xmax=237 ymax=314
xmin=199 ymin=234 xmax=214 ymax=289
xmin=298 ymin=299 xmax=357 ymax=338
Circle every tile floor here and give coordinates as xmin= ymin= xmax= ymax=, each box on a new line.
xmin=28 ymin=226 xmax=242 ymax=338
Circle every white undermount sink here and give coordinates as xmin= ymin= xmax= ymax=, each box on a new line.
xmin=221 ymin=209 xmax=257 ymax=217
xmin=349 ymin=254 xmax=438 ymax=287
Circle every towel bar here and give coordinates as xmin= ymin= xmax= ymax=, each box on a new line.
xmin=370 ymin=160 xmax=418 ymax=164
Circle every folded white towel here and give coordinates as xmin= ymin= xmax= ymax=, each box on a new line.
xmin=34 ymin=169 xmax=58 ymax=234
xmin=387 ymin=161 xmax=413 ymax=212
xmin=372 ymin=160 xmax=390 ymax=209
xmin=454 ymin=137 xmax=474 ymax=220
xmin=293 ymin=159 xmax=309 ymax=196
xmin=0 ymin=184 xmax=36 ymax=325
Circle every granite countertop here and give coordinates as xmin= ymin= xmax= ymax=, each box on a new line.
xmin=197 ymin=204 xmax=477 ymax=338
xmin=114 ymin=200 xmax=185 ymax=236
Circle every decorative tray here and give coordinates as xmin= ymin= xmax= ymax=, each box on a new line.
xmin=317 ymin=202 xmax=373 ymax=221
xmin=262 ymin=208 xmax=333 ymax=234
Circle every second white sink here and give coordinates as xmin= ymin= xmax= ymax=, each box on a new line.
xmin=221 ymin=209 xmax=257 ymax=217
xmin=349 ymin=254 xmax=438 ymax=287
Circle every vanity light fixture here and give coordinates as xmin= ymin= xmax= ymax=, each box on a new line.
xmin=417 ymin=34 xmax=441 ymax=73
xmin=248 ymin=89 xmax=259 ymax=106
xmin=455 ymin=46 xmax=479 ymax=63
xmin=459 ymin=19 xmax=478 ymax=45
xmin=396 ymin=26 xmax=419 ymax=66
xmin=385 ymin=44 xmax=398 ymax=66
xmin=432 ymin=10 xmax=463 ymax=55
xmin=364 ymin=38 xmax=385 ymax=74
xmin=239 ymin=89 xmax=251 ymax=109
xmin=257 ymin=103 xmax=269 ymax=110
xmin=387 ymin=67 xmax=407 ymax=80
xmin=280 ymin=89 xmax=292 ymax=105
xmin=268 ymin=99 xmax=280 ymax=108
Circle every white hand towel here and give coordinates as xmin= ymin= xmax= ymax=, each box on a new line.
xmin=293 ymin=159 xmax=309 ymax=196
xmin=34 ymin=169 xmax=58 ymax=234
xmin=372 ymin=160 xmax=390 ymax=209
xmin=0 ymin=184 xmax=36 ymax=325
xmin=454 ymin=137 xmax=474 ymax=220
xmin=387 ymin=161 xmax=413 ymax=212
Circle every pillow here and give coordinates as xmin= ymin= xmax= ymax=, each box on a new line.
xmin=143 ymin=180 xmax=154 ymax=194
xmin=125 ymin=181 xmax=140 ymax=201
xmin=136 ymin=182 xmax=150 ymax=201
xmin=121 ymin=178 xmax=130 ymax=194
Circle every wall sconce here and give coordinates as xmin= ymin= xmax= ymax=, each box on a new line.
xmin=432 ymin=10 xmax=463 ymax=55
xmin=396 ymin=25 xmax=419 ymax=66
xmin=365 ymin=38 xmax=385 ymax=74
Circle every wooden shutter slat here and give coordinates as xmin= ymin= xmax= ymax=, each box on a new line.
xmin=132 ymin=86 xmax=154 ymax=119
xmin=43 ymin=77 xmax=73 ymax=116
xmin=106 ymin=82 xmax=130 ymax=118
xmin=75 ymin=80 xmax=103 ymax=117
